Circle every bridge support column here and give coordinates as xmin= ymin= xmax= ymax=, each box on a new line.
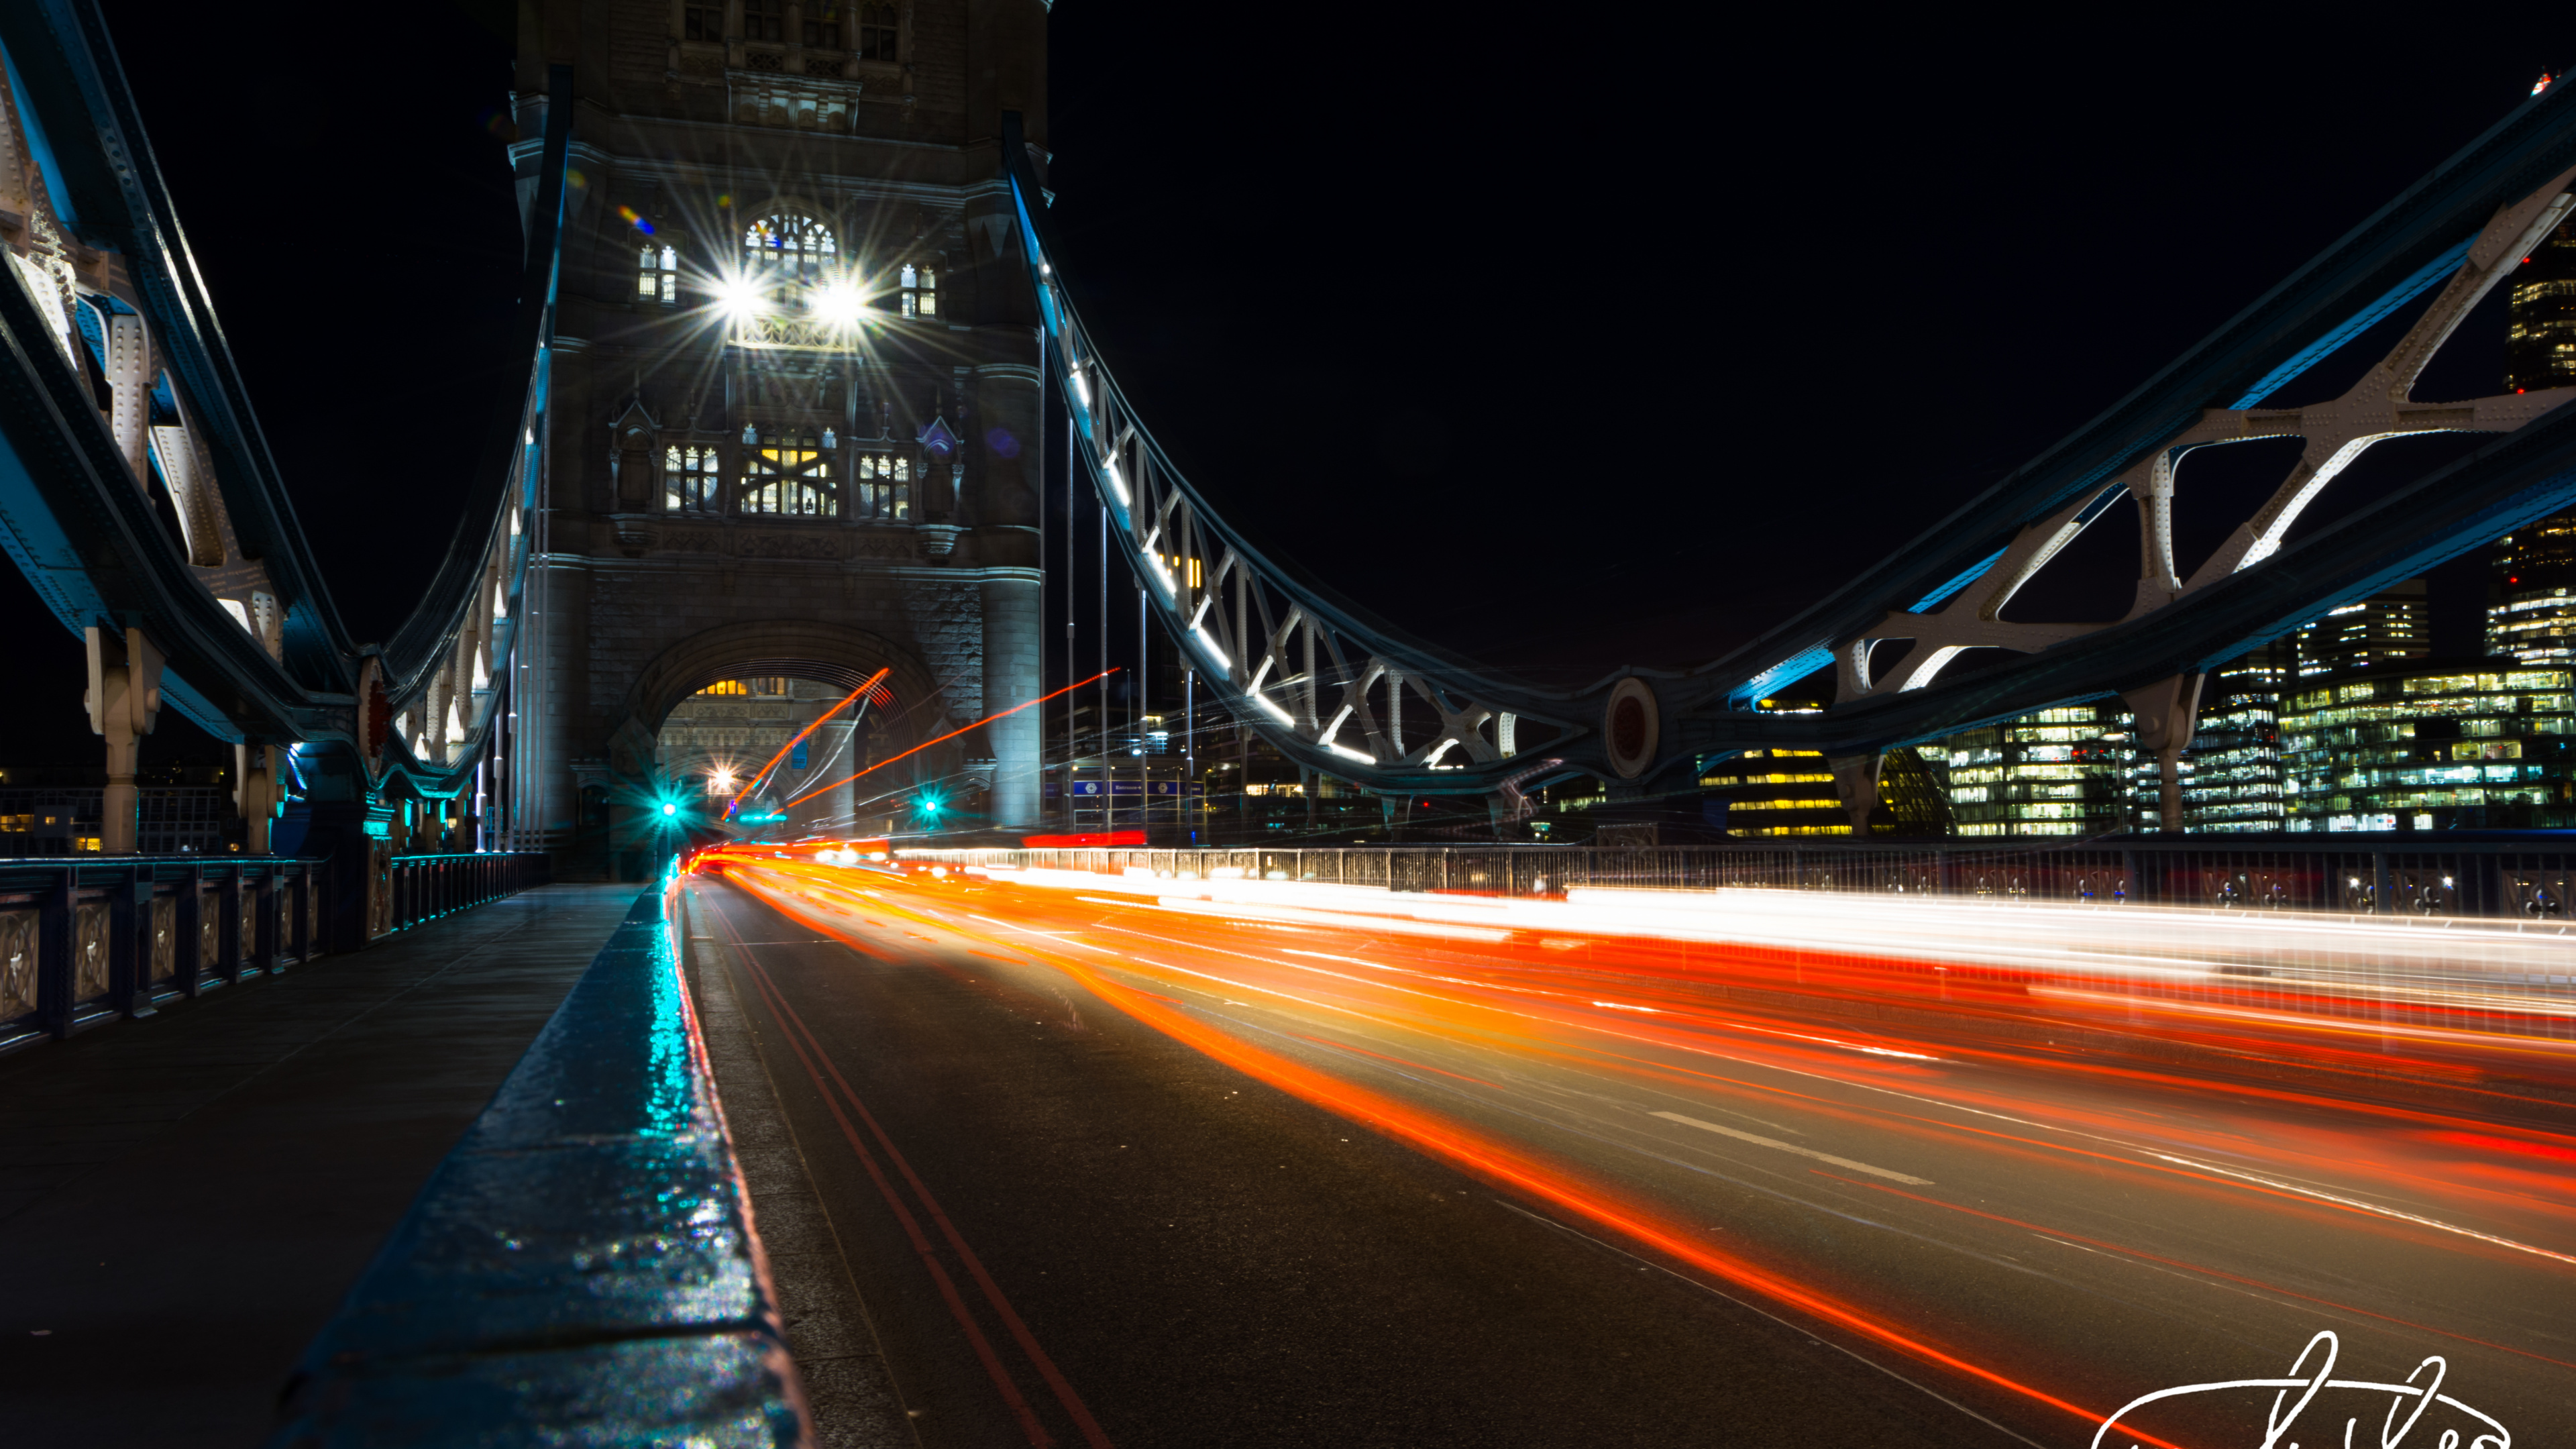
xmin=981 ymin=575 xmax=1042 ymax=828
xmin=235 ymin=743 xmax=286 ymax=855
xmin=2121 ymin=675 xmax=2204 ymax=834
xmin=1827 ymin=753 xmax=1883 ymax=837
xmin=85 ymin=627 xmax=166 ymax=856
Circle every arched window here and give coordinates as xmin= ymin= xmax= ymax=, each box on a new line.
xmin=743 ymin=214 xmax=837 ymax=308
xmin=637 ymin=244 xmax=677 ymax=305
xmin=853 ymin=453 xmax=911 ymax=521
xmin=664 ymin=444 xmax=719 ymax=512
xmin=804 ymin=0 xmax=842 ymax=48
xmin=857 ymin=3 xmax=898 ymax=60
xmin=898 ymin=263 xmax=936 ymax=319
xmin=739 ymin=429 xmax=835 ymax=517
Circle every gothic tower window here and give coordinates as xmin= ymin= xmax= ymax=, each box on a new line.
xmin=857 ymin=3 xmax=898 ymax=60
xmin=854 ymin=453 xmax=911 ymax=521
xmin=682 ymin=1 xmax=722 ymax=40
xmin=898 ymin=263 xmax=936 ymax=318
xmin=744 ymin=0 xmax=785 ymax=43
xmin=638 ymin=244 xmax=678 ymax=305
xmin=665 ymin=444 xmax=719 ymax=512
xmin=745 ymin=214 xmax=837 ymax=308
xmin=804 ymin=0 xmax=843 ymax=48
xmin=740 ymin=429 xmax=835 ymax=517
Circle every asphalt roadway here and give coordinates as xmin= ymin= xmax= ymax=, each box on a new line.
xmin=686 ymin=863 xmax=2576 ymax=1449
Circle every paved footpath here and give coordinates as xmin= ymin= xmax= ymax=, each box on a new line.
xmin=0 ymin=882 xmax=639 ymax=1449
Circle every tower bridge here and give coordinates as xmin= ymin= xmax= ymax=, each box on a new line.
xmin=6 ymin=1 xmax=2576 ymax=890
xmin=11 ymin=7 xmax=2576 ymax=1447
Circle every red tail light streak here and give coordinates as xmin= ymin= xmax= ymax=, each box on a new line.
xmin=690 ymin=846 xmax=2576 ymax=1446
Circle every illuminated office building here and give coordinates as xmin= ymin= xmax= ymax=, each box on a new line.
xmin=2295 ymin=579 xmax=2429 ymax=678
xmin=1919 ymin=702 xmax=2133 ymax=837
xmin=1696 ymin=747 xmax=1845 ymax=837
xmin=2488 ymin=218 xmax=2576 ymax=665
xmin=1695 ymin=745 xmax=1951 ymax=837
xmin=2279 ymin=662 xmax=2576 ymax=830
xmin=2504 ymin=212 xmax=2576 ymax=392
xmin=2489 ymin=514 xmax=2576 ymax=666
xmin=2129 ymin=641 xmax=2291 ymax=832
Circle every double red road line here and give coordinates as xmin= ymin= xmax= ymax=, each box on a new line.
xmin=695 ymin=885 xmax=1113 ymax=1449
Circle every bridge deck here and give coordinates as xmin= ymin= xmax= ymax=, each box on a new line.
xmin=0 ymin=883 xmax=637 ymax=1449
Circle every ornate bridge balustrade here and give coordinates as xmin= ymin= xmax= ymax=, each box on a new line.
xmin=0 ymin=854 xmax=326 ymax=1054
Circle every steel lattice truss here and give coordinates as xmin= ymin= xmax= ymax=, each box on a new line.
xmin=1003 ymin=130 xmax=1596 ymax=800
xmin=1839 ymin=169 xmax=2576 ymax=704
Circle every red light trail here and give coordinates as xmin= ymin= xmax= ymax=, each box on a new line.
xmin=686 ymin=849 xmax=2576 ymax=1447
xmin=784 ymin=670 xmax=1118 ymax=808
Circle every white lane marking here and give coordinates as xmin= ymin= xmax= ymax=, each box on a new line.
xmin=1653 ymin=1111 xmax=1934 ymax=1185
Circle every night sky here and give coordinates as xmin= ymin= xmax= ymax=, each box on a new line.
xmin=2 ymin=5 xmax=2565 ymax=765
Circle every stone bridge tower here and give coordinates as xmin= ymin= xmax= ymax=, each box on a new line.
xmin=509 ymin=0 xmax=1047 ymax=875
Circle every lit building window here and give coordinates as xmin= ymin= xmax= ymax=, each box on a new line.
xmin=854 ymin=453 xmax=911 ymax=521
xmin=664 ymin=444 xmax=720 ymax=512
xmin=899 ymin=262 xmax=937 ymax=318
xmin=857 ymin=3 xmax=898 ymax=60
xmin=740 ymin=429 xmax=835 ymax=516
xmin=637 ymin=245 xmax=678 ymax=305
xmin=683 ymin=1 xmax=722 ymax=41
xmin=744 ymin=214 xmax=838 ymax=309
xmin=804 ymin=0 xmax=842 ymax=47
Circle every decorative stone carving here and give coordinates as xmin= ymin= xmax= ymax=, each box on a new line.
xmin=738 ymin=531 xmax=843 ymax=559
xmin=915 ymin=523 xmax=964 ymax=560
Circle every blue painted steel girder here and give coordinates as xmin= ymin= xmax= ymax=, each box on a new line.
xmin=1678 ymin=76 xmax=2576 ymax=720
xmin=0 ymin=0 xmax=570 ymax=804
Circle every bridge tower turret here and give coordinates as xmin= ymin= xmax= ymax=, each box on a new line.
xmin=508 ymin=0 xmax=1049 ymax=875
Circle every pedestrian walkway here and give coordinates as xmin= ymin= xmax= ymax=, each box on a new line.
xmin=0 ymin=882 xmax=639 ymax=1449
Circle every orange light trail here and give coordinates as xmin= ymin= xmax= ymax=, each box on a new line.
xmin=785 ymin=670 xmax=1117 ymax=807
xmin=739 ymin=667 xmax=889 ymax=802
xmin=688 ymin=853 xmax=2576 ymax=1448
xmin=700 ymin=857 xmax=2169 ymax=1442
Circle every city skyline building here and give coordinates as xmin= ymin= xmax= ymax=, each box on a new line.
xmin=2279 ymin=659 xmax=2576 ymax=830
xmin=2296 ymin=578 xmax=2430 ymax=678
xmin=2133 ymin=641 xmax=2292 ymax=832
xmin=2488 ymin=213 xmax=2576 ymax=667
xmin=1920 ymin=702 xmax=2134 ymax=837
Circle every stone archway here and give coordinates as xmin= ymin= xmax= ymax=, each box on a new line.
xmin=619 ymin=618 xmax=947 ymax=741
xmin=608 ymin=619 xmax=963 ymax=851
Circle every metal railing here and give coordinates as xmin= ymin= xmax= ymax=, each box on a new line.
xmin=385 ymin=851 xmax=551 ymax=934
xmin=0 ymin=855 xmax=327 ymax=1053
xmin=908 ymin=837 xmax=2576 ymax=918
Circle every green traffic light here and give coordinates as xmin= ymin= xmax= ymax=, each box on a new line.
xmin=662 ymin=802 xmax=678 ymax=817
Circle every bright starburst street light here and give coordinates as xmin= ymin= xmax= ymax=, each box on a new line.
xmin=714 ymin=276 xmax=760 ymax=319
xmin=811 ymin=281 xmax=865 ymax=328
xmin=708 ymin=767 xmax=737 ymax=795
